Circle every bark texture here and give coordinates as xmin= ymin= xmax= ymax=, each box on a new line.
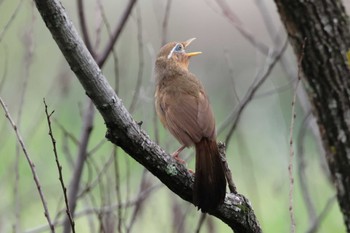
xmin=274 ymin=0 xmax=350 ymax=231
xmin=33 ymin=0 xmax=261 ymax=232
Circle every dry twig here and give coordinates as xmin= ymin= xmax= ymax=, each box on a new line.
xmin=44 ymin=99 xmax=75 ymax=233
xmin=288 ymin=38 xmax=306 ymax=233
xmin=129 ymin=5 xmax=144 ymax=114
xmin=221 ymin=39 xmax=288 ymax=147
xmin=0 ymin=97 xmax=55 ymax=233
xmin=97 ymin=0 xmax=137 ymax=67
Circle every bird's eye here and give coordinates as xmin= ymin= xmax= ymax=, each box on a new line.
xmin=167 ymin=43 xmax=184 ymax=59
xmin=174 ymin=44 xmax=183 ymax=52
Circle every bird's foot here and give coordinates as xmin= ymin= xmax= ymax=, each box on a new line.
xmin=171 ymin=145 xmax=186 ymax=164
xmin=172 ymin=152 xmax=185 ymax=164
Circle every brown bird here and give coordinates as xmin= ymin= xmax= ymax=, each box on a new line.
xmin=154 ymin=38 xmax=226 ymax=212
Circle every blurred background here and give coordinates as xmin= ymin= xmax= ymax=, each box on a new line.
xmin=0 ymin=0 xmax=348 ymax=232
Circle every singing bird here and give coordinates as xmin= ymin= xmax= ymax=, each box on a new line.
xmin=154 ymin=38 xmax=226 ymax=212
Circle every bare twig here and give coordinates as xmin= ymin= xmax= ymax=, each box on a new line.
xmin=306 ymin=196 xmax=337 ymax=233
xmin=288 ymin=38 xmax=306 ymax=233
xmin=218 ymin=142 xmax=237 ymax=193
xmin=96 ymin=1 xmax=120 ymax=93
xmin=195 ymin=213 xmax=207 ymax=233
xmin=0 ymin=97 xmax=55 ymax=233
xmin=44 ymin=99 xmax=76 ymax=233
xmin=77 ymin=0 xmax=93 ymax=55
xmin=0 ymin=0 xmax=24 ymax=43
xmin=153 ymin=105 xmax=160 ymax=144
xmin=171 ymin=200 xmax=187 ymax=233
xmin=129 ymin=6 xmax=144 ymax=114
xmin=53 ymin=119 xmax=79 ymax=145
xmin=214 ymin=0 xmax=269 ymax=55
xmin=253 ymin=0 xmax=296 ymax=81
xmin=25 ymin=183 xmax=163 ymax=233
xmin=0 ymin=46 xmax=8 ymax=92
xmin=113 ymin=147 xmax=123 ymax=233
xmin=123 ymin=151 xmax=131 ymax=231
xmin=126 ymin=169 xmax=151 ymax=233
xmin=63 ymin=101 xmax=95 ymax=233
xmin=297 ymin=112 xmax=317 ymax=228
xmin=93 ymin=0 xmax=103 ymax=50
xmin=96 ymin=0 xmax=137 ymax=67
xmin=76 ymin=150 xmax=115 ymax=199
xmin=223 ymin=50 xmax=240 ymax=103
xmin=13 ymin=11 xmax=35 ymax=231
xmin=221 ymin=39 xmax=288 ymax=147
xmin=161 ymin=0 xmax=172 ymax=46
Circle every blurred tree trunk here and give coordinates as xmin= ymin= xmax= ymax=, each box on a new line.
xmin=274 ymin=0 xmax=350 ymax=231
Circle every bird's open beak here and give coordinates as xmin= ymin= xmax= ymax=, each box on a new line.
xmin=183 ymin=38 xmax=202 ymax=57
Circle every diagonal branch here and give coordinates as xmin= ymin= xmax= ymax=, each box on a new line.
xmin=96 ymin=0 xmax=137 ymax=67
xmin=33 ymin=0 xmax=261 ymax=232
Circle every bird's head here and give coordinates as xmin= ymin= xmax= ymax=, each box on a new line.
xmin=156 ymin=38 xmax=202 ymax=70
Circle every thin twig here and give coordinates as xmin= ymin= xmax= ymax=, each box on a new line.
xmin=53 ymin=119 xmax=79 ymax=145
xmin=221 ymin=39 xmax=288 ymax=148
xmin=0 ymin=46 xmax=8 ymax=92
xmin=288 ymin=38 xmax=306 ymax=233
xmin=297 ymin=112 xmax=317 ymax=227
xmin=25 ymin=183 xmax=163 ymax=233
xmin=306 ymin=196 xmax=337 ymax=233
xmin=123 ymin=151 xmax=131 ymax=232
xmin=87 ymin=138 xmax=107 ymax=155
xmin=0 ymin=97 xmax=55 ymax=233
xmin=126 ymin=169 xmax=150 ymax=233
xmin=97 ymin=1 xmax=120 ymax=93
xmin=63 ymin=101 xmax=95 ymax=233
xmin=97 ymin=0 xmax=137 ymax=67
xmin=171 ymin=199 xmax=187 ymax=233
xmin=44 ymin=99 xmax=75 ymax=233
xmin=13 ymin=11 xmax=35 ymax=231
xmin=0 ymin=0 xmax=24 ymax=43
xmin=218 ymin=142 xmax=237 ymax=193
xmin=77 ymin=0 xmax=93 ymax=54
xmin=161 ymin=0 xmax=172 ymax=46
xmin=129 ymin=5 xmax=144 ymax=114
xmin=113 ymin=147 xmax=123 ymax=233
xmin=78 ymin=150 xmax=115 ymax=198
xmin=93 ymin=0 xmax=103 ymax=50
xmin=223 ymin=50 xmax=240 ymax=103
xmin=214 ymin=0 xmax=269 ymax=55
xmin=195 ymin=213 xmax=206 ymax=233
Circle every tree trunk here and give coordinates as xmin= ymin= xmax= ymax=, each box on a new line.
xmin=274 ymin=0 xmax=350 ymax=231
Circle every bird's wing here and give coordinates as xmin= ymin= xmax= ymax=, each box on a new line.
xmin=159 ymin=77 xmax=216 ymax=146
xmin=197 ymin=90 xmax=216 ymax=140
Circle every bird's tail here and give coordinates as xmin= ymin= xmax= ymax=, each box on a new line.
xmin=193 ymin=138 xmax=226 ymax=212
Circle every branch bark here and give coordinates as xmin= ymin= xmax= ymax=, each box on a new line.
xmin=33 ymin=0 xmax=261 ymax=232
xmin=274 ymin=0 xmax=350 ymax=231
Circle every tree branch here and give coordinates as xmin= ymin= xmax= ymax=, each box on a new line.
xmin=33 ymin=0 xmax=261 ymax=232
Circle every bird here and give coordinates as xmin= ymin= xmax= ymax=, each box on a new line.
xmin=154 ymin=38 xmax=226 ymax=212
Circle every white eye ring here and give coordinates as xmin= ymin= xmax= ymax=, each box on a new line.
xmin=167 ymin=43 xmax=182 ymax=59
